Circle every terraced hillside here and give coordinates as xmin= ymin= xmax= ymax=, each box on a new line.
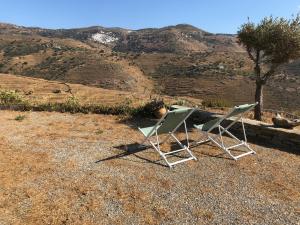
xmin=0 ymin=23 xmax=153 ymax=93
xmin=0 ymin=22 xmax=300 ymax=111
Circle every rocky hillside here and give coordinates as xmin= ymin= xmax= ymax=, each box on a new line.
xmin=0 ymin=22 xmax=299 ymax=111
xmin=0 ymin=23 xmax=153 ymax=93
xmin=26 ymin=24 xmax=244 ymax=53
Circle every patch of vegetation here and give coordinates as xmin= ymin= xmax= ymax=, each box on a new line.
xmin=142 ymin=98 xmax=165 ymax=116
xmin=0 ymin=90 xmax=181 ymax=118
xmin=29 ymin=97 xmax=145 ymax=116
xmin=3 ymin=42 xmax=48 ymax=57
xmin=24 ymin=90 xmax=33 ymax=95
xmin=0 ymin=90 xmax=26 ymax=105
xmin=95 ymin=129 xmax=104 ymax=135
xmin=294 ymin=110 xmax=300 ymax=117
xmin=15 ymin=115 xmax=26 ymax=121
xmin=237 ymin=70 xmax=254 ymax=77
xmin=64 ymin=96 xmax=81 ymax=112
xmin=201 ymin=98 xmax=232 ymax=108
xmin=52 ymin=89 xmax=61 ymax=94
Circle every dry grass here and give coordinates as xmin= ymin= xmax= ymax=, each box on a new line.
xmin=0 ymin=110 xmax=299 ymax=224
xmin=0 ymin=73 xmax=142 ymax=105
xmin=0 ymin=73 xmax=201 ymax=108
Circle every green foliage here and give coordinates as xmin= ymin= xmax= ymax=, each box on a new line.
xmin=0 ymin=90 xmax=173 ymax=118
xmin=95 ymin=129 xmax=104 ymax=135
xmin=0 ymin=90 xmax=25 ymax=105
xmin=201 ymin=98 xmax=232 ymax=108
xmin=34 ymin=97 xmax=81 ymax=114
xmin=64 ymin=96 xmax=81 ymax=113
xmin=295 ymin=110 xmax=300 ymax=117
xmin=172 ymin=99 xmax=186 ymax=106
xmin=238 ymin=15 xmax=300 ymax=67
xmin=236 ymin=70 xmax=254 ymax=77
xmin=238 ymin=15 xmax=300 ymax=120
xmin=3 ymin=42 xmax=47 ymax=57
xmin=15 ymin=115 xmax=26 ymax=121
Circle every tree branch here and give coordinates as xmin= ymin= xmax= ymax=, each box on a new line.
xmin=262 ymin=64 xmax=279 ymax=83
xmin=246 ymin=46 xmax=256 ymax=62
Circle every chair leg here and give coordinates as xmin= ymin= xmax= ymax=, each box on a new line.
xmin=196 ymin=126 xmax=255 ymax=160
xmin=215 ymin=126 xmax=255 ymax=160
xmin=152 ymin=132 xmax=197 ymax=168
xmin=140 ymin=123 xmax=197 ymax=168
xmin=170 ymin=130 xmax=197 ymax=160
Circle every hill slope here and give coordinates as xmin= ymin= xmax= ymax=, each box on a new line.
xmin=0 ymin=23 xmax=300 ymax=111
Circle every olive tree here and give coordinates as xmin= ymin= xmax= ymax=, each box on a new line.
xmin=238 ymin=16 xmax=300 ymax=120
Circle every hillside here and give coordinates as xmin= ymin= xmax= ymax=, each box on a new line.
xmin=0 ymin=73 xmax=202 ymax=109
xmin=0 ymin=23 xmax=300 ymax=111
xmin=0 ymin=23 xmax=153 ymax=93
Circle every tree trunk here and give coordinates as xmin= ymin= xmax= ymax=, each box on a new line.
xmin=254 ymin=81 xmax=263 ymax=120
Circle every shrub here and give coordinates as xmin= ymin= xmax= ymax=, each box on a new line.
xmin=52 ymin=89 xmax=61 ymax=94
xmin=172 ymin=99 xmax=186 ymax=106
xmin=15 ymin=115 xmax=26 ymax=121
xmin=140 ymin=99 xmax=165 ymax=117
xmin=95 ymin=129 xmax=104 ymax=135
xmin=0 ymin=90 xmax=25 ymax=105
xmin=294 ymin=110 xmax=300 ymax=117
xmin=65 ymin=96 xmax=79 ymax=107
xmin=87 ymin=104 xmax=139 ymax=116
xmin=0 ymin=90 xmax=172 ymax=118
xmin=201 ymin=98 xmax=232 ymax=108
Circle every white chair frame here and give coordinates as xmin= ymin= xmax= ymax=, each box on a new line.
xmin=195 ymin=104 xmax=257 ymax=160
xmin=139 ymin=108 xmax=197 ymax=168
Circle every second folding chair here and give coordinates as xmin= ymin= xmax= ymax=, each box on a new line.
xmin=194 ymin=103 xmax=257 ymax=160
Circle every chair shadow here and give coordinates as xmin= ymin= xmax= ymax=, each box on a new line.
xmin=95 ymin=142 xmax=168 ymax=167
xmin=198 ymin=151 xmax=229 ymax=160
xmin=189 ymin=142 xmax=232 ymax=160
xmin=95 ymin=139 xmax=201 ymax=167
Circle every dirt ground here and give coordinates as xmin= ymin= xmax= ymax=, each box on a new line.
xmin=0 ymin=110 xmax=299 ymax=225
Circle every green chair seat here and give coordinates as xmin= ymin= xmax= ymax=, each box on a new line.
xmin=139 ymin=125 xmax=159 ymax=137
xmin=138 ymin=106 xmax=197 ymax=168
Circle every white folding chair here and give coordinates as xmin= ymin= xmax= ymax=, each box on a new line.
xmin=139 ymin=107 xmax=197 ymax=168
xmin=194 ymin=103 xmax=257 ymax=160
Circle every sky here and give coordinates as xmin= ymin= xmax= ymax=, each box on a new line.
xmin=0 ymin=0 xmax=300 ymax=33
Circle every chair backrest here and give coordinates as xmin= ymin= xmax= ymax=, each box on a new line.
xmin=202 ymin=103 xmax=257 ymax=131
xmin=225 ymin=103 xmax=257 ymax=119
xmin=156 ymin=108 xmax=194 ymax=135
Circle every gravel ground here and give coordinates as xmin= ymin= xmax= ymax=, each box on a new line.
xmin=0 ymin=110 xmax=299 ymax=225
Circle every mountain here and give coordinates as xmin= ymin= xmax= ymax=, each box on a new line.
xmin=0 ymin=22 xmax=299 ymax=111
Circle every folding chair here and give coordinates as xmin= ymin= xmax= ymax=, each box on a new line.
xmin=138 ymin=107 xmax=197 ymax=168
xmin=194 ymin=103 xmax=257 ymax=160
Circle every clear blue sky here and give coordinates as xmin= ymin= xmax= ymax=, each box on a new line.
xmin=0 ymin=0 xmax=300 ymax=33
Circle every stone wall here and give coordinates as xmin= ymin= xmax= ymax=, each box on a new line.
xmin=191 ymin=110 xmax=300 ymax=150
xmin=224 ymin=118 xmax=300 ymax=150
